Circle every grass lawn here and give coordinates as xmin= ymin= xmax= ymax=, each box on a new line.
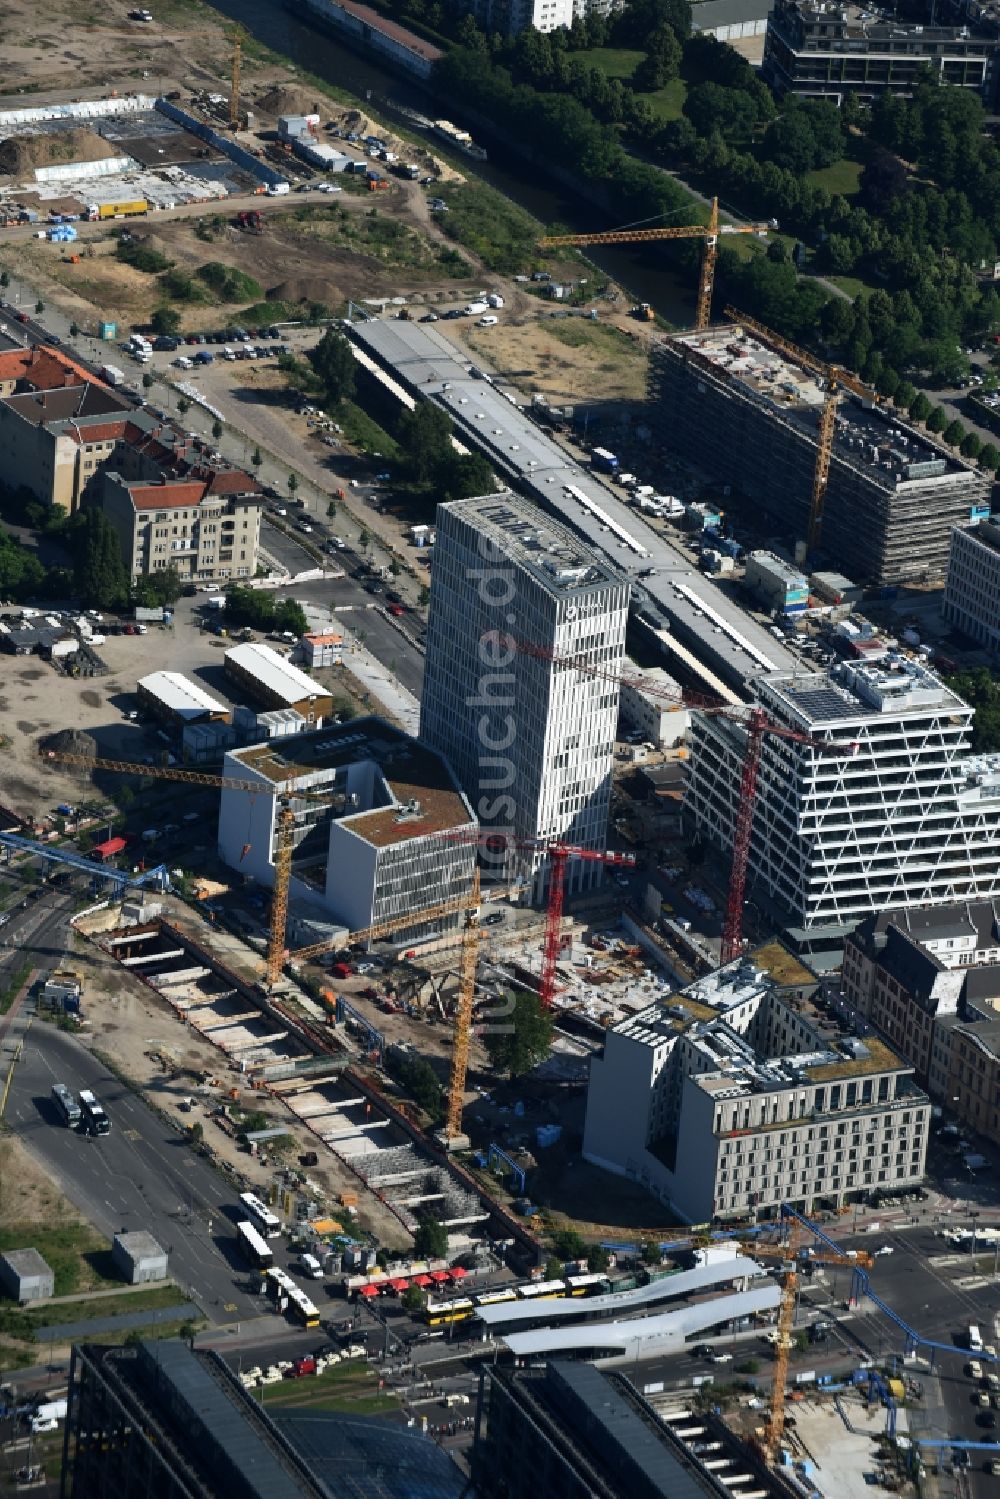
xmin=0 ymin=1224 xmax=114 ymax=1297
xmin=23 ymin=1286 xmax=189 ymax=1328
xmin=821 ymin=273 xmax=871 ymax=300
xmin=806 ymin=158 xmax=863 ymax=198
xmin=585 ymin=47 xmax=687 ymax=121
xmin=255 ymin=1360 xmax=398 ymax=1416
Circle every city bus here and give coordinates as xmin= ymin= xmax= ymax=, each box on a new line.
xmin=474 ymin=1288 xmax=518 ymax=1309
xmin=566 ymin=1274 xmax=611 ymax=1297
xmin=238 ymin=1191 xmax=281 ymax=1239
xmin=236 ymin=1220 xmax=274 ymax=1272
xmin=423 ymin=1297 xmax=475 ymax=1327
xmin=265 ymin=1267 xmax=320 ymax=1327
xmin=971 ymin=1325 xmax=984 ymax=1352
xmin=78 ymin=1089 xmax=110 ymax=1136
xmin=51 ymin=1083 xmax=81 ymax=1128
xmin=517 ymin=1280 xmax=567 ymax=1303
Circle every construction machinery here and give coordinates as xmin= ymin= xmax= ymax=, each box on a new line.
xmin=506 ymin=636 xmax=858 ymax=965
xmin=723 ymin=306 xmax=879 ymax=553
xmin=540 ymin=198 xmax=771 ymax=331
xmin=236 ymin=210 xmax=264 ymax=234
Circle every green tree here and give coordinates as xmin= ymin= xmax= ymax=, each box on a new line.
xmin=150 ymin=305 xmax=181 ymax=336
xmin=419 ymin=584 xmax=430 ymax=608
xmin=0 ymin=527 xmax=45 ymax=601
xmin=961 ymin=431 xmax=983 ymax=460
xmin=641 ymin=1240 xmax=661 ymax=1265
xmin=894 ymin=380 xmax=916 ymax=409
xmin=327 ymin=499 xmax=337 ymax=518
xmin=926 ymin=405 xmax=948 ymax=434
xmin=211 ymin=419 xmax=223 ymax=441
xmin=134 ymin=566 xmax=184 ymax=607
xmin=978 ymin=442 xmax=1000 ymax=469
xmin=141 ymin=372 xmax=154 ymax=391
xmin=551 ymin=1228 xmax=585 ymax=1259
xmin=398 ymin=402 xmax=454 ymax=484
xmin=401 ymin=1284 xmax=427 ymax=1314
xmin=0 ymin=272 xmax=8 ymax=288
xmin=358 ymin=528 xmax=371 ymax=550
xmin=587 ymin=1244 xmax=611 ymax=1273
xmin=544 ymin=1256 xmax=564 ymax=1281
xmin=943 ymin=418 xmax=966 ymax=446
xmin=413 ymin=1213 xmax=448 ymax=1259
xmin=69 ymin=321 xmax=79 ymax=338
xmin=307 ymin=326 xmax=356 ymax=404
xmin=288 ymin=473 xmax=298 ymax=500
xmin=484 ymin=989 xmax=553 ymax=1079
xmin=177 ymin=396 xmax=190 ymax=416
xmin=251 ymin=447 xmax=262 ymax=469
xmin=34 ymin=299 xmax=43 ymax=314
xmin=73 ymin=508 xmax=129 ymax=609
xmin=389 ymin=559 xmax=400 ymax=577
xmin=909 ymin=391 xmax=932 ymax=422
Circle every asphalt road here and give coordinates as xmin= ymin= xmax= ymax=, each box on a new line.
xmin=7 ymin=1025 xmax=262 ymax=1325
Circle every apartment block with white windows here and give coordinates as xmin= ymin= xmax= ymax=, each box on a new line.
xmin=583 ymin=958 xmax=930 ymax=1223
xmin=943 ymin=517 xmax=1000 ymax=654
xmin=97 ymin=471 xmax=262 ymax=584
xmin=420 ymin=492 xmax=629 ymax=896
xmin=686 ymin=659 xmax=1000 ymax=933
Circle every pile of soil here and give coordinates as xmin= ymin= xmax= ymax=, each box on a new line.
xmin=37 ymin=727 xmax=96 ymax=759
xmin=0 ymin=126 xmax=120 ymax=177
xmin=256 ymin=84 xmax=326 ymax=119
xmin=269 ymin=276 xmax=342 ymax=305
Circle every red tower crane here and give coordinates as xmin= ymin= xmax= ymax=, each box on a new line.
xmin=441 ymin=829 xmax=636 ymax=1009
xmin=504 ymin=633 xmax=858 ymax=967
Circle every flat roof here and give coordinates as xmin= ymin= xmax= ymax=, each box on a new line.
xmin=444 ymin=491 xmax=624 ymax=597
xmin=346 ymin=318 xmax=802 ymax=695
xmin=138 ymin=670 xmax=228 ymax=720
xmin=225 ymin=643 xmax=326 ymax=706
xmin=758 ymin=657 xmax=970 ymax=728
xmin=231 ymin=717 xmax=475 ymax=846
xmin=0 ymin=1248 xmax=51 ymax=1277
xmin=502 ymin=1283 xmax=781 ymax=1357
xmin=674 ymin=324 xmax=973 ymax=489
xmin=114 ymin=1230 xmax=166 ymax=1259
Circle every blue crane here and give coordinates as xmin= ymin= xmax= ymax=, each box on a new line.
xmin=0 ymin=832 xmax=170 ymax=898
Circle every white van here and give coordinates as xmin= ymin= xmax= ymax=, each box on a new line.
xmin=300 ymin=1252 xmax=323 ymax=1280
xmin=477 ymin=315 xmax=498 ymax=327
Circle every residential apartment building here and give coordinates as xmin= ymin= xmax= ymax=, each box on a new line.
xmin=420 ymin=491 xmax=629 ymax=896
xmin=943 ymin=517 xmax=1000 ymax=654
xmin=217 ymin=717 xmax=476 ymax=937
xmin=650 ymin=322 xmax=990 ymax=586
xmin=583 ymin=957 xmax=930 ymax=1223
xmin=449 ymin=0 xmax=619 ymax=37
xmin=842 ymin=901 xmax=1000 ymax=1143
xmin=686 ymin=659 xmax=1000 ymax=934
xmin=97 ymin=469 xmax=262 ymax=584
xmin=763 ymin=0 xmax=1000 ymax=103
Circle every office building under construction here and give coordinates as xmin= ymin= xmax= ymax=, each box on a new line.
xmin=650 ymin=323 xmax=990 ymax=586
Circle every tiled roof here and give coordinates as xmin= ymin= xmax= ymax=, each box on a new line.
xmin=129 ymin=481 xmax=209 ymax=511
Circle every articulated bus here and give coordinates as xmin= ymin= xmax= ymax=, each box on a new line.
xmin=239 ymin=1190 xmax=281 ymax=1239
xmin=236 ymin=1220 xmax=274 ymax=1271
xmin=424 ymin=1297 xmax=476 ymax=1327
xmin=78 ymin=1089 xmax=110 ymax=1137
xmin=265 ymin=1268 xmax=320 ymax=1328
xmin=566 ymin=1274 xmax=609 ymax=1297
xmin=422 ymin=1275 xmax=611 ymax=1325
xmin=516 ymin=1280 xmax=567 ymax=1302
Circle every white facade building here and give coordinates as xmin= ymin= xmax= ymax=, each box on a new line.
xmin=943 ymin=517 xmax=1000 ymax=654
xmin=217 ymin=717 xmax=476 ymax=937
xmin=420 ymin=492 xmax=629 ymax=896
xmin=618 ymin=665 xmax=688 ymax=749
xmin=686 ymin=659 xmax=1000 ymax=932
xmin=583 ymin=958 xmax=931 ymax=1223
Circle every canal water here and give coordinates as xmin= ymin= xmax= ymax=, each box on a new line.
xmin=203 ymin=0 xmax=695 ymax=320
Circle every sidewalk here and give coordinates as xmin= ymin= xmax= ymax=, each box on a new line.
xmin=302 ymin=603 xmax=420 ymax=734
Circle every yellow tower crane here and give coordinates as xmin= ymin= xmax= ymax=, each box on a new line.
xmin=747 ymin=1231 xmax=873 ymax=1464
xmin=540 ymin=198 xmax=771 ymax=330
xmin=723 ymin=306 xmax=879 ymax=553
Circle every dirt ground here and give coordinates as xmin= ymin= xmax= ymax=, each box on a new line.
xmin=464 ymin=315 xmax=651 ymax=406
xmin=0 ymin=1137 xmax=84 ymax=1232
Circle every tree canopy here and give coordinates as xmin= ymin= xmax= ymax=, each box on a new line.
xmin=73 ymin=509 xmax=129 ymax=609
xmin=413 ymin=1213 xmax=449 ymax=1259
xmin=942 ymin=668 xmax=1000 ymax=751
xmin=484 ymin=989 xmax=554 ymax=1079
xmin=307 ymin=326 xmax=357 ymax=405
xmin=224 ymin=584 xmax=307 ymax=637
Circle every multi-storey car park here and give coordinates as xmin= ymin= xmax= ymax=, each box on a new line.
xmin=650 ymin=323 xmax=990 ymax=586
xmin=344 ymin=318 xmax=801 ymax=698
xmin=686 ymin=659 xmax=1000 ymax=940
xmin=582 ymin=957 xmax=931 ymax=1223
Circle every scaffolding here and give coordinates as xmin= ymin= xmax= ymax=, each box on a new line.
xmin=648 ymin=327 xmax=989 ymax=586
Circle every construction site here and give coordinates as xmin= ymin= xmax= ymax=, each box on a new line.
xmin=650 ymin=319 xmax=990 ymax=586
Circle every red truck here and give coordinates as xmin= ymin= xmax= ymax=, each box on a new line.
xmin=330 ymin=961 xmax=352 ymax=979
xmin=292 ymin=1356 xmax=317 ymax=1378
